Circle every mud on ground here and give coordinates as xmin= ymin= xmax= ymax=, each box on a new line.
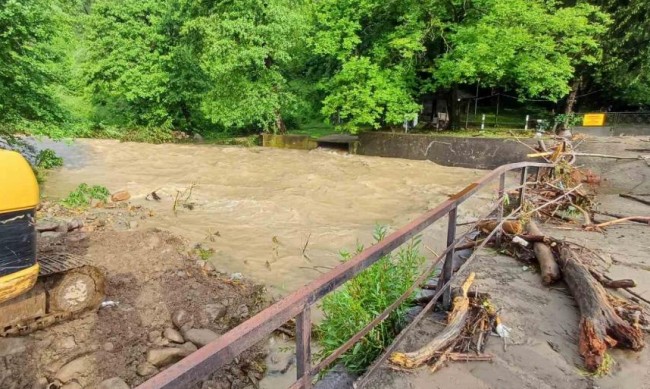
xmin=0 ymin=204 xmax=269 ymax=389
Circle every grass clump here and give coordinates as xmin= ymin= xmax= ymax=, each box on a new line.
xmin=317 ymin=225 xmax=425 ymax=374
xmin=61 ymin=183 xmax=110 ymax=208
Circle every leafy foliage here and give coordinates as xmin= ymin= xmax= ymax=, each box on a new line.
xmin=433 ymin=1 xmax=609 ymax=100
xmin=0 ymin=0 xmax=646 ymax=138
xmin=35 ymin=149 xmax=64 ymax=169
xmin=317 ymin=225 xmax=425 ymax=374
xmin=61 ymin=183 xmax=110 ymax=208
xmin=596 ymin=0 xmax=650 ymax=106
xmin=0 ymin=0 xmax=67 ymax=130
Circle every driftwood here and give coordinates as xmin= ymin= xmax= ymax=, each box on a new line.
xmin=389 ymin=273 xmax=475 ymax=368
xmin=527 ymin=221 xmax=561 ymax=285
xmin=594 ymin=211 xmax=650 ymax=225
xmin=586 ymin=216 xmax=650 ymax=230
xmin=477 ymin=220 xmax=523 ymax=235
xmin=620 ymin=193 xmax=650 ymax=207
xmin=415 ymin=289 xmax=489 ymax=305
xmin=589 ymin=270 xmax=637 ymax=289
xmin=557 ymin=246 xmax=644 ymax=371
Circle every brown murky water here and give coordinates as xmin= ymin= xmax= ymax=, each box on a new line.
xmin=43 ymin=139 xmax=488 ymax=296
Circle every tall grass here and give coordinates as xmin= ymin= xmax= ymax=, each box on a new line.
xmin=317 ymin=225 xmax=425 ymax=374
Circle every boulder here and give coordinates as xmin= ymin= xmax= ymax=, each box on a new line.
xmin=171 ymin=309 xmax=194 ymax=331
xmin=40 ymin=231 xmax=64 ymax=240
xmin=179 ymin=341 xmax=198 ymax=357
xmin=136 ymin=362 xmax=158 ymax=377
xmin=55 ymin=355 xmax=93 ymax=383
xmin=148 ymin=330 xmax=168 ymax=346
xmin=35 ymin=221 xmax=58 ymax=232
xmin=163 ymin=328 xmax=184 ymax=344
xmin=111 ymin=191 xmax=131 ymax=202
xmin=31 ymin=377 xmax=48 ymax=389
xmin=97 ymin=377 xmax=129 ymax=389
xmin=146 ymin=348 xmax=183 ymax=367
xmin=184 ymin=328 xmax=218 ymax=348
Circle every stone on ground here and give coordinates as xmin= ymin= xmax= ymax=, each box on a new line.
xmin=97 ymin=377 xmax=129 ymax=389
xmin=183 ymin=328 xmax=218 ymax=347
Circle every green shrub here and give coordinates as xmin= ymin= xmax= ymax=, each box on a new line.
xmin=61 ymin=183 xmax=110 ymax=208
xmin=317 ymin=225 xmax=425 ymax=374
xmin=35 ymin=149 xmax=64 ymax=169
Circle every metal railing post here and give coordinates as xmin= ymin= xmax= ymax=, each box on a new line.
xmin=296 ymin=307 xmax=312 ymax=388
xmin=519 ymin=167 xmax=528 ymax=206
xmin=442 ymin=206 xmax=457 ymax=309
xmin=496 ymin=173 xmax=505 ymax=248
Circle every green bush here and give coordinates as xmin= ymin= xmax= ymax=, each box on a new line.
xmin=61 ymin=183 xmax=110 ymax=208
xmin=35 ymin=149 xmax=64 ymax=169
xmin=317 ymin=225 xmax=425 ymax=374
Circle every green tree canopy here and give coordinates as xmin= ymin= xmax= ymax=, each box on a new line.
xmin=0 ymin=0 xmax=67 ymax=131
xmin=596 ymin=0 xmax=650 ymax=106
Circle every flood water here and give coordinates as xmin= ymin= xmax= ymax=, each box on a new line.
xmin=41 ymin=139 xmax=488 ymax=296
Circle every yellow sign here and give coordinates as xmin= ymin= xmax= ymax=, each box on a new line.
xmin=582 ymin=113 xmax=606 ymax=127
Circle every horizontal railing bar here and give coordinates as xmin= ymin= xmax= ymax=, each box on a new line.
xmin=136 ymin=161 xmax=552 ymax=389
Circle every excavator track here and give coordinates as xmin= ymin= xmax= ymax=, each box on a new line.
xmin=0 ymin=252 xmax=106 ymax=337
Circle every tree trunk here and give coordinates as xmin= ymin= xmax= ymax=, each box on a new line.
xmin=527 ymin=220 xmax=560 ymax=285
xmin=274 ymin=110 xmax=286 ymax=134
xmin=557 ymin=246 xmax=644 ymax=371
xmin=564 ymin=77 xmax=582 ymax=117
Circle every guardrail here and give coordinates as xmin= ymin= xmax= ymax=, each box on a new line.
xmin=136 ymin=161 xmax=553 ymax=389
xmin=606 ymin=112 xmax=650 ymax=127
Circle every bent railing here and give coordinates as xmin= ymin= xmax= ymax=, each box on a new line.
xmin=136 ymin=161 xmax=553 ymax=389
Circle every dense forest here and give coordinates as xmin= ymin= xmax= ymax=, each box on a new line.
xmin=1 ymin=0 xmax=648 ymax=140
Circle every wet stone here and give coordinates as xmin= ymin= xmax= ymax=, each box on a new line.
xmin=136 ymin=362 xmax=158 ymax=377
xmin=97 ymin=377 xmax=129 ymax=389
xmin=172 ymin=309 xmax=194 ymax=330
xmin=163 ymin=328 xmax=184 ymax=344
xmin=55 ymin=355 xmax=93 ymax=383
xmin=184 ymin=328 xmax=219 ymax=348
xmin=146 ymin=348 xmax=183 ymax=367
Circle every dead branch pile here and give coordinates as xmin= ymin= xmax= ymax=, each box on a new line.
xmin=521 ymin=140 xmax=648 ymax=230
xmin=390 ymin=273 xmax=499 ymax=372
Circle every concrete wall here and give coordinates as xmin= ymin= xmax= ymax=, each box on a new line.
xmin=357 ymin=132 xmax=538 ymax=169
xmin=261 ymin=134 xmax=317 ymax=150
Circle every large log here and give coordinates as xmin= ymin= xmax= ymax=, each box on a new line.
xmin=558 ymin=247 xmax=644 ymax=371
xmin=389 ymin=273 xmax=475 ymax=369
xmin=527 ymin=221 xmax=561 ymax=285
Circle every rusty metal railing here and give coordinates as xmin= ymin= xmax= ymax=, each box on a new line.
xmin=136 ymin=161 xmax=553 ymax=389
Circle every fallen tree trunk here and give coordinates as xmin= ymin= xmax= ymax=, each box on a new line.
xmin=527 ymin=221 xmax=561 ymax=285
xmin=389 ymin=273 xmax=475 ymax=369
xmin=558 ymin=246 xmax=644 ymax=371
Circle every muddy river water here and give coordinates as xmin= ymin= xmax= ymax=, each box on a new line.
xmin=41 ymin=139 xmax=490 ymax=296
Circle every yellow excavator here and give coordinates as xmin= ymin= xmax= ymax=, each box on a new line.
xmin=0 ymin=149 xmax=105 ymax=336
